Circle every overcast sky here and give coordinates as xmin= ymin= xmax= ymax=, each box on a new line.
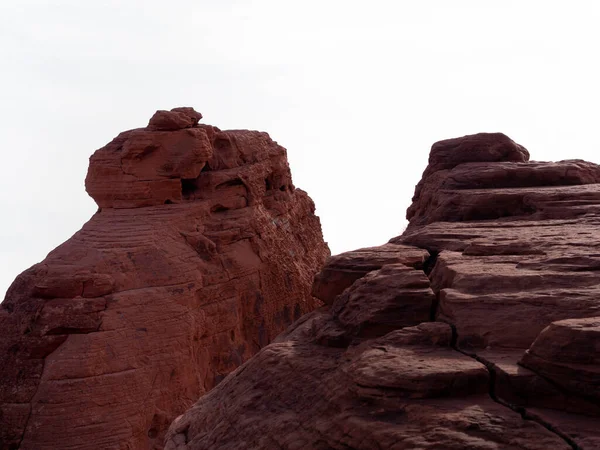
xmin=1 ymin=1 xmax=599 ymax=299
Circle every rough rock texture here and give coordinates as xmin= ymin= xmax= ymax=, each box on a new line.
xmin=520 ymin=317 xmax=600 ymax=404
xmin=0 ymin=107 xmax=329 ymax=450
xmin=311 ymin=243 xmax=429 ymax=306
xmin=167 ymin=132 xmax=600 ymax=449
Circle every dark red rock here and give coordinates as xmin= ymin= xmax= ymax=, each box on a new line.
xmin=429 ymin=132 xmax=530 ymax=168
xmin=330 ymin=263 xmax=434 ymax=339
xmin=407 ymin=132 xmax=600 ymax=228
xmin=311 ymin=243 xmax=428 ymax=305
xmin=170 ymin=107 xmax=203 ymax=125
xmin=0 ymin=108 xmax=328 ymax=450
xmin=520 ymin=317 xmax=600 ymax=403
xmin=167 ymin=132 xmax=600 ymax=450
xmin=148 ymin=107 xmax=202 ymax=131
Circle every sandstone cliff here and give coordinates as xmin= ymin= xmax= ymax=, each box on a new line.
xmin=0 ymin=108 xmax=329 ymax=450
xmin=166 ymin=133 xmax=600 ymax=450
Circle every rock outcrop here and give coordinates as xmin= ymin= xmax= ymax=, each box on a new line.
xmin=0 ymin=108 xmax=329 ymax=450
xmin=167 ymin=132 xmax=600 ymax=450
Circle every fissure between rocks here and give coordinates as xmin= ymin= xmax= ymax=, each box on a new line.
xmin=422 ymin=250 xmax=441 ymax=321
xmin=419 ymin=247 xmax=581 ymax=450
xmin=422 ymin=250 xmax=439 ymax=276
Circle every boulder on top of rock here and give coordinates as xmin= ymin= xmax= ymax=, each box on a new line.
xmin=148 ymin=107 xmax=203 ymax=131
xmin=427 ymin=132 xmax=530 ymax=173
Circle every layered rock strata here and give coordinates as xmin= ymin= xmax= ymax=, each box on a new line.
xmin=0 ymin=108 xmax=329 ymax=450
xmin=167 ymin=133 xmax=600 ymax=449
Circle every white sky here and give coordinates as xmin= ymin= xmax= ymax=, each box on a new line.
xmin=1 ymin=1 xmax=599 ymax=300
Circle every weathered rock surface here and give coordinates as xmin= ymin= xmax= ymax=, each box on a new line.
xmin=167 ymin=132 xmax=600 ymax=449
xmin=311 ymin=243 xmax=429 ymax=305
xmin=0 ymin=107 xmax=329 ymax=450
xmin=520 ymin=317 xmax=600 ymax=403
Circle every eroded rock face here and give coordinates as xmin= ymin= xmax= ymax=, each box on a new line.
xmin=0 ymin=107 xmax=329 ymax=450
xmin=167 ymin=132 xmax=600 ymax=450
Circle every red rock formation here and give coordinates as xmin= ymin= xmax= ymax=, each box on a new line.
xmin=167 ymin=132 xmax=600 ymax=450
xmin=0 ymin=108 xmax=329 ymax=450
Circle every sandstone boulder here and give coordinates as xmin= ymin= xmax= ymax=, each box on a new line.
xmin=148 ymin=107 xmax=202 ymax=131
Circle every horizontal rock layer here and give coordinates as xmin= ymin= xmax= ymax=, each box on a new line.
xmin=167 ymin=132 xmax=600 ymax=449
xmin=0 ymin=108 xmax=329 ymax=450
